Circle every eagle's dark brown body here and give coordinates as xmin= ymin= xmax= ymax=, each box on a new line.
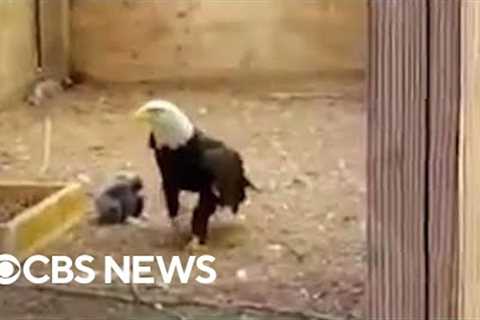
xmin=149 ymin=130 xmax=254 ymax=244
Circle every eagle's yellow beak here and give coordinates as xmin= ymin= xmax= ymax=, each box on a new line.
xmin=133 ymin=107 xmax=149 ymax=122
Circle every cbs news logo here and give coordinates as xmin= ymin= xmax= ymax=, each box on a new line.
xmin=0 ymin=253 xmax=217 ymax=285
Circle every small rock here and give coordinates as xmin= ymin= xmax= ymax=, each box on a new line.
xmin=299 ymin=288 xmax=310 ymax=299
xmin=326 ymin=211 xmax=335 ymax=221
xmin=313 ymin=290 xmax=328 ymax=300
xmin=97 ymin=96 xmax=108 ymax=105
xmin=287 ymin=175 xmax=311 ymax=189
xmin=126 ymin=217 xmax=149 ymax=228
xmin=177 ymin=10 xmax=187 ymax=18
xmin=198 ymin=107 xmax=208 ymax=116
xmin=338 ymin=158 xmax=347 ymax=170
xmin=343 ymin=215 xmax=357 ymax=223
xmin=317 ymin=224 xmax=326 ymax=232
xmin=89 ymin=144 xmax=105 ymax=152
xmin=267 ymin=244 xmax=283 ymax=252
xmin=351 ymin=285 xmax=364 ymax=295
xmin=236 ymin=269 xmax=248 ymax=281
xmin=237 ymin=214 xmax=246 ymax=221
xmin=304 ymin=170 xmax=319 ymax=178
xmin=76 ymin=173 xmax=92 ymax=184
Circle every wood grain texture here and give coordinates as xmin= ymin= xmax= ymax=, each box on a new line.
xmin=459 ymin=1 xmax=480 ymax=318
xmin=367 ymin=0 xmax=428 ymax=318
xmin=368 ymin=0 xmax=463 ymax=318
xmin=427 ymin=0 xmax=461 ymax=318
xmin=38 ymin=0 xmax=70 ymax=78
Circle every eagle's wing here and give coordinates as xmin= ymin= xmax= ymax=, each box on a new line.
xmin=201 ymin=147 xmax=250 ymax=212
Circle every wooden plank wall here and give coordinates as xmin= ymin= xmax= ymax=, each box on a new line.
xmin=368 ymin=0 xmax=462 ymax=318
xmin=367 ymin=0 xmax=428 ymax=318
xmin=459 ymin=1 xmax=480 ymax=318
xmin=38 ymin=0 xmax=70 ymax=79
xmin=427 ymin=0 xmax=461 ymax=318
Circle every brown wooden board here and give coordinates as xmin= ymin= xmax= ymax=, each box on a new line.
xmin=459 ymin=1 xmax=480 ymax=318
xmin=368 ymin=0 xmax=464 ymax=318
xmin=37 ymin=0 xmax=70 ymax=78
xmin=367 ymin=0 xmax=428 ymax=318
xmin=427 ymin=0 xmax=461 ymax=318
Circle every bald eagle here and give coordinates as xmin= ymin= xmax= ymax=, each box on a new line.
xmin=134 ymin=100 xmax=257 ymax=248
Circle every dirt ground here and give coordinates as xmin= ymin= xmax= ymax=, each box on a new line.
xmin=0 ymin=77 xmax=366 ymax=319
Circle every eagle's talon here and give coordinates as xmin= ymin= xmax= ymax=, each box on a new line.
xmin=125 ymin=216 xmax=149 ymax=228
xmin=186 ymin=236 xmax=208 ymax=253
xmin=170 ymin=217 xmax=181 ymax=232
xmin=236 ymin=213 xmax=247 ymax=223
xmin=139 ymin=212 xmax=150 ymax=221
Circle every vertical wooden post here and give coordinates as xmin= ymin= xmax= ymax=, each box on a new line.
xmin=459 ymin=1 xmax=480 ymax=318
xmin=368 ymin=0 xmax=462 ymax=318
xmin=427 ymin=0 xmax=461 ymax=318
xmin=37 ymin=0 xmax=70 ymax=79
xmin=367 ymin=0 xmax=428 ymax=318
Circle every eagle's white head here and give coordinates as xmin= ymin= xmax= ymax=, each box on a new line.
xmin=134 ymin=99 xmax=194 ymax=149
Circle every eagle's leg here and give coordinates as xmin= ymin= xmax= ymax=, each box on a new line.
xmin=163 ymin=184 xmax=180 ymax=232
xmin=188 ymin=191 xmax=216 ymax=251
